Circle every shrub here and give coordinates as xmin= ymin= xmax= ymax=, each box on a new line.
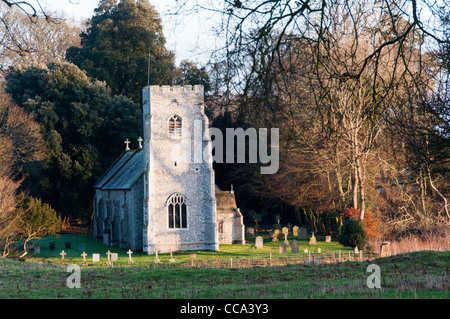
xmin=342 ymin=207 xmax=380 ymax=239
xmin=339 ymin=219 xmax=368 ymax=249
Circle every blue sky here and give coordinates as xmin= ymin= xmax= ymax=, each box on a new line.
xmin=37 ymin=0 xmax=219 ymax=65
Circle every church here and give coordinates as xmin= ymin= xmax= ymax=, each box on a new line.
xmin=93 ymin=85 xmax=245 ymax=254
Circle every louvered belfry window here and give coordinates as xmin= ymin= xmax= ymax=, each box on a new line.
xmin=168 ymin=194 xmax=187 ymax=229
xmin=168 ymin=115 xmax=182 ymax=137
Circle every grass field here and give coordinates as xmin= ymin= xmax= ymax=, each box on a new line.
xmin=0 ymin=234 xmax=448 ymax=299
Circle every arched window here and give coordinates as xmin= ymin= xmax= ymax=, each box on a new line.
xmin=168 ymin=115 xmax=182 ymax=137
xmin=167 ymin=194 xmax=187 ymax=229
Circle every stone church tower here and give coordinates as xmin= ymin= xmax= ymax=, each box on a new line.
xmin=142 ymin=85 xmax=218 ymax=254
xmin=93 ymin=85 xmax=244 ymax=255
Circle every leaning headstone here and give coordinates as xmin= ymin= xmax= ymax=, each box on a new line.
xmin=255 ymin=236 xmax=264 ymax=249
xmin=293 ymin=226 xmax=299 ymax=237
xmin=325 ymin=236 xmax=331 ymax=243
xmin=78 ymin=243 xmax=86 ymax=251
xmin=309 ymin=233 xmax=317 ymax=245
xmin=92 ymin=253 xmax=100 ymax=263
xmin=291 ymin=240 xmax=299 ymax=253
xmin=33 ymin=245 xmax=41 ymax=254
xmin=49 ymin=242 xmax=56 ymax=251
xmin=65 ymin=242 xmax=72 ymax=249
xmin=380 ymin=242 xmax=391 ymax=257
xmin=278 ymin=243 xmax=286 ymax=254
xmin=298 ymin=227 xmax=307 ymax=240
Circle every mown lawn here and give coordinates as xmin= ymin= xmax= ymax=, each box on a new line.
xmin=0 ymin=234 xmax=448 ymax=299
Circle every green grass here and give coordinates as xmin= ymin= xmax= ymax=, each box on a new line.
xmin=0 ymin=234 xmax=448 ymax=299
xmin=20 ymin=233 xmax=353 ymax=266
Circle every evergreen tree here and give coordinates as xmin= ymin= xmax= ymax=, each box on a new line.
xmin=5 ymin=62 xmax=142 ymax=219
xmin=66 ymin=0 xmax=175 ymax=102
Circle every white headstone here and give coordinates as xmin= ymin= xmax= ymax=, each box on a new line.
xmin=255 ymin=236 xmax=264 ymax=249
xmin=111 ymin=253 xmax=119 ymax=262
xmin=92 ymin=253 xmax=100 ymax=262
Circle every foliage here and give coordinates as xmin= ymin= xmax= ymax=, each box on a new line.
xmin=66 ymin=0 xmax=175 ymax=102
xmin=173 ymin=60 xmax=211 ymax=92
xmin=339 ymin=219 xmax=368 ymax=249
xmin=16 ymin=196 xmax=61 ymax=255
xmin=342 ymin=207 xmax=381 ymax=240
xmin=5 ymin=62 xmax=141 ymax=219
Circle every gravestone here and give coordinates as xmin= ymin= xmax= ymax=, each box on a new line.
xmin=298 ymin=227 xmax=307 ymax=240
xmin=380 ymin=242 xmax=391 ymax=257
xmin=354 ymin=246 xmax=359 ymax=254
xmin=246 ymin=227 xmax=255 ymax=237
xmin=49 ymin=242 xmax=56 ymax=251
xmin=127 ymin=249 xmax=134 ymax=265
xmin=282 ymin=227 xmax=289 ymax=236
xmin=65 ymin=242 xmax=72 ymax=249
xmin=317 ymin=248 xmax=321 ymax=253
xmin=79 ymin=243 xmax=86 ymax=251
xmin=154 ymin=249 xmax=160 ymax=264
xmin=169 ymin=250 xmax=176 ymax=263
xmin=278 ymin=243 xmax=286 ymax=254
xmin=103 ymin=233 xmax=109 ymax=246
xmin=293 ymin=226 xmax=299 ymax=237
xmin=283 ymin=232 xmax=289 ymax=245
xmin=92 ymin=253 xmax=100 ymax=263
xmin=81 ymin=251 xmax=88 ymax=267
xmin=60 ymin=250 xmax=67 ymax=266
xmin=33 ymin=245 xmax=41 ymax=254
xmin=325 ymin=236 xmax=331 ymax=243
xmin=111 ymin=253 xmax=119 ymax=262
xmin=303 ymin=248 xmax=308 ymax=253
xmin=106 ymin=250 xmax=112 ymax=266
xmin=272 ymin=229 xmax=280 ymax=242
xmin=291 ymin=240 xmax=299 ymax=253
xmin=255 ymin=236 xmax=264 ymax=249
xmin=309 ymin=233 xmax=317 ymax=245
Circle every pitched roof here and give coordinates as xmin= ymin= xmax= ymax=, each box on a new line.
xmin=94 ymin=149 xmax=144 ymax=190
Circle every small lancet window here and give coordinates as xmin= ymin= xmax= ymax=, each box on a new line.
xmin=168 ymin=115 xmax=182 ymax=137
xmin=167 ymin=194 xmax=187 ymax=229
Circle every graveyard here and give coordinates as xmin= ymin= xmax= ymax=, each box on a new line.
xmin=1 ymin=230 xmax=448 ymax=299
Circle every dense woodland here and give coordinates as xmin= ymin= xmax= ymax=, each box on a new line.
xmin=0 ymin=0 xmax=448 ymax=255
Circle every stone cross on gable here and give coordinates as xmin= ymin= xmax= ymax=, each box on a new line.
xmin=125 ymin=139 xmax=131 ymax=151
xmin=137 ymin=137 xmax=143 ymax=149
